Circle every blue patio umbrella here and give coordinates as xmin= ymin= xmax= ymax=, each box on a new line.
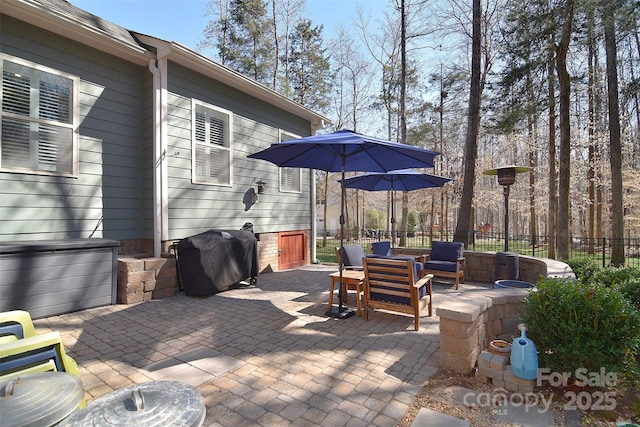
xmin=248 ymin=130 xmax=439 ymax=318
xmin=341 ymin=169 xmax=452 ymax=247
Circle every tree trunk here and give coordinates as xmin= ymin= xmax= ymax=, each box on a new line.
xmin=602 ymin=0 xmax=625 ymax=266
xmin=547 ymin=30 xmax=557 ymax=260
xmin=526 ymin=67 xmax=537 ymax=249
xmin=454 ymin=0 xmax=481 ymax=247
xmin=587 ymin=8 xmax=596 ymax=254
xmin=399 ymin=0 xmax=408 ymax=247
xmin=555 ymin=0 xmax=575 ymax=260
xmin=271 ymin=0 xmax=278 ymax=91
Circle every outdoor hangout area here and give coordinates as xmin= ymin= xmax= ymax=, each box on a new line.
xmin=3 ymin=246 xmax=638 ymax=426
xmin=3 ymin=1 xmax=639 ymax=425
xmin=0 ymin=263 xmax=540 ymax=426
xmin=0 ymin=248 xmax=640 ymax=426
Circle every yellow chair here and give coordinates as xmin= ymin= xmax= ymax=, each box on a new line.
xmin=0 ymin=310 xmax=37 ymax=342
xmin=0 ymin=330 xmax=85 ymax=408
xmin=0 ymin=310 xmax=84 ymax=402
xmin=0 ymin=331 xmax=79 ymax=378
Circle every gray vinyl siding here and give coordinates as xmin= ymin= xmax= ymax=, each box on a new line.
xmin=166 ymin=62 xmax=312 ymax=239
xmin=0 ymin=16 xmax=149 ymax=242
xmin=141 ymin=73 xmax=155 ymax=240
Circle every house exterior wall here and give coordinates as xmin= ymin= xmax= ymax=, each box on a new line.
xmin=1 ymin=13 xmax=318 ymax=282
xmin=0 ymin=16 xmax=149 ymax=242
xmin=164 ymin=62 xmax=314 ymax=241
xmin=1 ymin=17 xmax=316 ymax=247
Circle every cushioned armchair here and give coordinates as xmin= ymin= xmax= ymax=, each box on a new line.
xmin=422 ymin=241 xmax=465 ymax=289
xmin=334 ymin=245 xmax=367 ymax=305
xmin=335 ymin=245 xmax=366 ymax=270
xmin=370 ymin=241 xmax=392 ymax=256
xmin=365 ymin=253 xmax=424 ymax=278
xmin=362 ymin=257 xmax=433 ymax=331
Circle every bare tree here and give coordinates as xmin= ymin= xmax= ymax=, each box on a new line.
xmin=273 ymin=0 xmax=306 ymax=96
xmin=602 ymin=0 xmax=625 ymax=266
xmin=200 ymin=0 xmax=232 ymax=63
xmin=453 ymin=0 xmax=481 ymax=246
xmin=547 ymin=28 xmax=558 ymax=259
xmin=555 ymin=0 xmax=576 ymax=260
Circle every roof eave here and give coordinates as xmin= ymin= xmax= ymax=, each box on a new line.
xmin=3 ymin=0 xmax=150 ymax=65
xmin=136 ymin=34 xmax=330 ymax=130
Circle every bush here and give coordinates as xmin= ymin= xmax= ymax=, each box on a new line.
xmin=522 ymin=277 xmax=640 ymax=382
xmin=618 ymin=277 xmax=640 ymax=311
xmin=564 ymin=258 xmax=599 ymax=282
xmin=588 ymin=266 xmax=640 ymax=310
xmin=590 ymin=266 xmax=640 ymax=288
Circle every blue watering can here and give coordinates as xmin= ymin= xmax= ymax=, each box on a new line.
xmin=510 ymin=326 xmax=538 ymax=380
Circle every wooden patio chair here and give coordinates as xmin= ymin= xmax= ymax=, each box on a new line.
xmin=334 ymin=245 xmax=366 ymax=304
xmin=422 ymin=241 xmax=465 ymax=290
xmin=362 ymin=257 xmax=433 ymax=331
xmin=335 ymin=245 xmax=366 ymax=270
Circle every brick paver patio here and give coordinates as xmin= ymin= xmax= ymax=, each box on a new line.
xmin=33 ymin=264 xmax=477 ymax=426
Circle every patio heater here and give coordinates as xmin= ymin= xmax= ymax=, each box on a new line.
xmin=483 ymin=165 xmax=531 ymax=280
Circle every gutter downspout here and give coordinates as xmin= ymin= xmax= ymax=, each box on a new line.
xmin=149 ymin=48 xmax=170 ymax=257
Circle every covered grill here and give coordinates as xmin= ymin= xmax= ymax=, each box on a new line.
xmin=176 ymin=226 xmax=258 ymax=296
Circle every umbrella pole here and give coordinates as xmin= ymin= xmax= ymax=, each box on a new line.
xmin=326 ymin=160 xmax=355 ymax=319
xmin=390 ymin=189 xmax=395 ymax=248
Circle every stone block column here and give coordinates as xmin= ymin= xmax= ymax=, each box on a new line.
xmin=437 ymin=289 xmax=529 ymax=375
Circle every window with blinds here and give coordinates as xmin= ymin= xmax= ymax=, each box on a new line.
xmin=1 ymin=55 xmax=77 ymax=176
xmin=279 ymin=131 xmax=301 ymax=192
xmin=192 ymin=100 xmax=232 ymax=185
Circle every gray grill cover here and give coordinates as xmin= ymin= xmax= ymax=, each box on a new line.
xmin=176 ymin=229 xmax=258 ymax=296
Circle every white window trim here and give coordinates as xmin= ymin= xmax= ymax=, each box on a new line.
xmin=191 ymin=99 xmax=233 ymax=187
xmin=278 ymin=130 xmax=301 ymax=193
xmin=0 ymin=53 xmax=79 ymax=177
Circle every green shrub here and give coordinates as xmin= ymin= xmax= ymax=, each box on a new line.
xmin=588 ymin=266 xmax=640 ymax=310
xmin=618 ymin=277 xmax=640 ymax=311
xmin=523 ymin=277 xmax=640 ymax=382
xmin=564 ymin=258 xmax=599 ymax=282
xmin=590 ymin=266 xmax=640 ymax=288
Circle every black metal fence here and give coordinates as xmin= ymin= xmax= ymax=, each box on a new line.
xmin=315 ymin=230 xmax=640 ymax=269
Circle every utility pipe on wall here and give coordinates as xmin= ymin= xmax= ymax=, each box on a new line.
xmin=148 ymin=48 xmax=170 ymax=257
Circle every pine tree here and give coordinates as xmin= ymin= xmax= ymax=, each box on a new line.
xmin=224 ymin=0 xmax=275 ymax=85
xmin=288 ymin=19 xmax=332 ymax=112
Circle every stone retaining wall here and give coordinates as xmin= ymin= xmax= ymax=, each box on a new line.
xmin=417 ymin=249 xmax=575 ymax=375
xmin=392 ymin=247 xmax=575 ymax=283
xmin=436 ymin=288 xmax=531 ymax=374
